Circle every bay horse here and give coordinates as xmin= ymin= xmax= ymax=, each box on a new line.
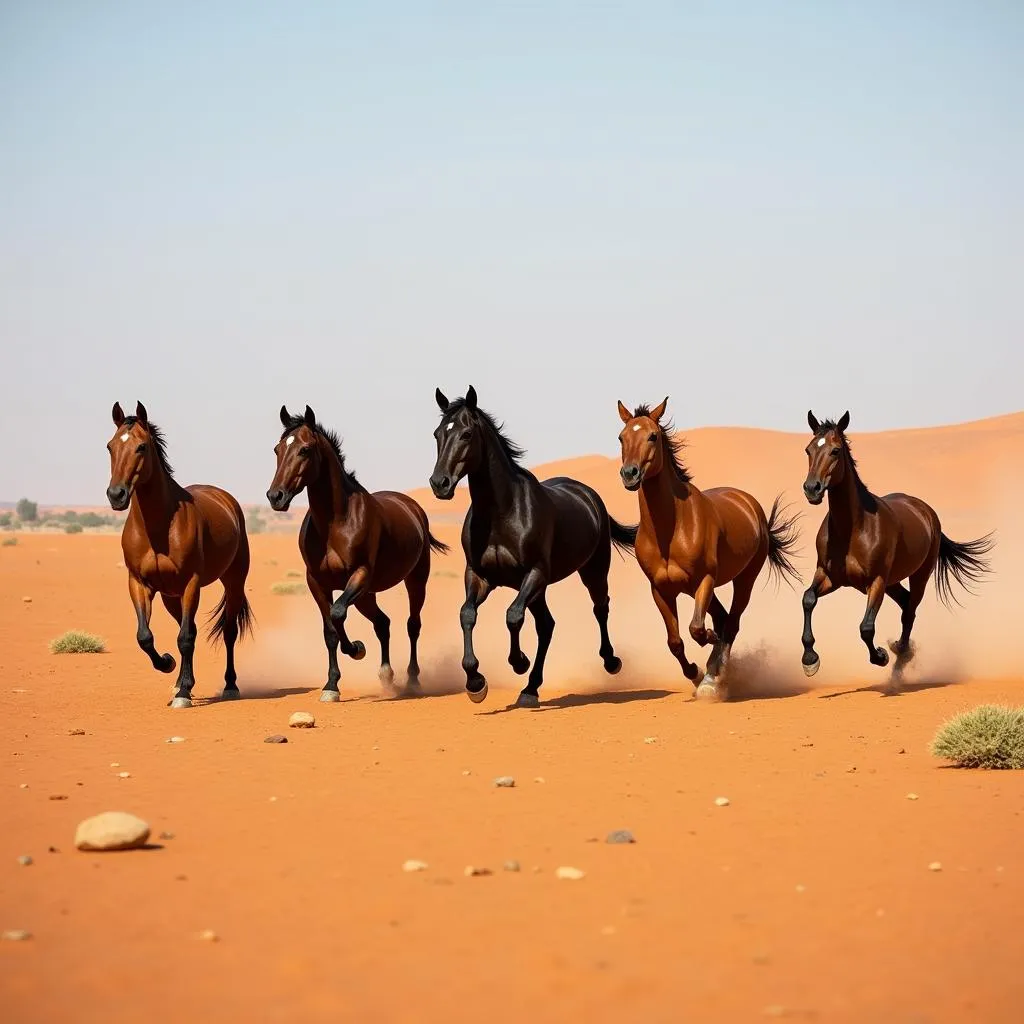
xmin=106 ymin=402 xmax=254 ymax=708
xmin=429 ymin=386 xmax=637 ymax=708
xmin=617 ymin=397 xmax=801 ymax=699
xmin=801 ymin=410 xmax=994 ymax=678
xmin=267 ymin=405 xmax=448 ymax=701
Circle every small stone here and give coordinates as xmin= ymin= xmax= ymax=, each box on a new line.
xmin=158 ymin=832 xmax=175 ymax=841
xmin=906 ymin=793 xmax=919 ymax=801
xmin=74 ymin=811 xmax=151 ymax=851
xmin=897 ymin=748 xmax=906 ymax=754
xmin=643 ymin=737 xmax=657 ymax=744
xmin=606 ymin=830 xmax=636 ymax=845
xmin=503 ymin=860 xmax=521 ymax=873
xmin=555 ymin=866 xmax=585 ymax=880
xmin=493 ymin=776 xmax=515 ymax=788
xmin=166 ymin=736 xmax=186 ymax=744
xmin=197 ymin=929 xmax=219 ymax=942
xmin=264 ymin=735 xmax=288 ymax=744
xmin=22 ymin=596 xmax=32 ymax=603
xmin=464 ymin=866 xmax=492 ymax=877
xmin=49 ymin=794 xmax=68 ymax=801
xmin=2 ymin=930 xmax=32 ymax=942
xmin=117 ymin=771 xmax=131 ymax=779
xmin=110 ymin=763 xmax=120 ymax=768
xmin=714 ymin=797 xmax=730 ymax=807
xmin=19 ymin=784 xmax=28 ymax=790
xmin=846 ymin=765 xmax=857 ymax=773
xmin=402 ymin=859 xmax=428 ymax=873
xmin=68 ymin=729 xmax=85 ymax=736
xmin=17 ymin=855 xmax=33 ymax=866
xmin=533 ymin=776 xmax=545 ymax=784
xmin=929 ymin=861 xmax=943 ymax=872
xmin=288 ymin=712 xmax=315 ymax=729
xmin=461 ymin=770 xmax=471 ymax=776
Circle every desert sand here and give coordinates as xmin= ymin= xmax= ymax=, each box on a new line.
xmin=2 ymin=413 xmax=1023 ymax=1022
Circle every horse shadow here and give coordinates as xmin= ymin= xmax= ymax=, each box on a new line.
xmin=481 ymin=688 xmax=676 ymax=715
xmin=818 ymin=676 xmax=964 ymax=700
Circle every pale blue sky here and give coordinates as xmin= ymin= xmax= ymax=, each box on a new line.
xmin=2 ymin=1 xmax=1021 ymax=503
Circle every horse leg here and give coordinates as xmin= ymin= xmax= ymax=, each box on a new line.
xmin=170 ymin=576 xmax=201 ymax=708
xmin=887 ymin=567 xmax=928 ymax=677
xmin=700 ymin=562 xmax=759 ymax=699
xmin=688 ymin=574 xmax=721 ymax=648
xmin=216 ymin=531 xmax=251 ymax=700
xmin=578 ymin=543 xmax=622 ymax=675
xmin=355 ymin=592 xmax=394 ymax=691
xmin=698 ymin=594 xmax=732 ymax=699
xmin=506 ymin=568 xmax=548 ymax=697
xmin=403 ymin=552 xmax=429 ymax=690
xmin=329 ymin=567 xmax=369 ymax=661
xmin=460 ymin=567 xmax=491 ymax=703
xmin=129 ymin=577 xmax=175 ymax=674
xmin=801 ymin=568 xmax=835 ymax=677
xmin=650 ymin=582 xmax=699 ymax=682
xmin=859 ymin=576 xmax=890 ymax=668
xmin=307 ymin=573 xmax=343 ymax=702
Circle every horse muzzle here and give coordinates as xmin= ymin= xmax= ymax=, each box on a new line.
xmin=106 ymin=484 xmax=131 ymax=511
xmin=266 ymin=488 xmax=294 ymax=512
xmin=803 ymin=480 xmax=825 ymax=505
xmin=620 ymin=464 xmax=644 ymax=492
xmin=429 ymin=473 xmax=456 ymax=501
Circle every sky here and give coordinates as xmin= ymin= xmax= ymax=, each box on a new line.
xmin=1 ymin=1 xmax=1022 ymax=505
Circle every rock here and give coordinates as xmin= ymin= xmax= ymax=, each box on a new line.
xmin=503 ymin=860 xmax=521 ymax=873
xmin=17 ymin=855 xmax=32 ymax=866
xmin=461 ymin=770 xmax=471 ymax=776
xmin=907 ymin=793 xmax=919 ymax=801
xmin=264 ymin=735 xmax=288 ymax=744
xmin=49 ymin=795 xmax=68 ymax=801
xmin=533 ymin=776 xmax=545 ymax=784
xmin=74 ymin=812 xmax=151 ymax=851
xmin=714 ymin=797 xmax=731 ymax=807
xmin=158 ymin=832 xmax=175 ymax=841
xmin=555 ymin=866 xmax=586 ymax=880
xmin=116 ymin=772 xmax=131 ymax=779
xmin=493 ymin=776 xmax=515 ymax=788
xmin=288 ymin=712 xmax=315 ymax=729
xmin=197 ymin=930 xmax=219 ymax=942
xmin=166 ymin=736 xmax=186 ymax=744
xmin=2 ymin=930 xmax=32 ymax=941
xmin=929 ymin=861 xmax=943 ymax=872
xmin=606 ymin=830 xmax=636 ymax=845
xmin=19 ymin=784 xmax=28 ymax=790
xmin=463 ymin=866 xmax=492 ymax=877
xmin=643 ymin=737 xmax=657 ymax=744
xmin=402 ymin=859 xmax=428 ymax=872
xmin=22 ymin=596 xmax=32 ymax=603
xmin=68 ymin=728 xmax=85 ymax=736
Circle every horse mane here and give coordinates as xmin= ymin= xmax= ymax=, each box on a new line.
xmin=634 ymin=404 xmax=693 ymax=484
xmin=815 ymin=418 xmax=876 ymax=509
xmin=121 ymin=416 xmax=173 ymax=477
xmin=445 ymin=398 xmax=529 ymax=472
xmin=280 ymin=415 xmax=367 ymax=494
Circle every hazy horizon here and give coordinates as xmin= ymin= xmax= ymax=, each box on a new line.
xmin=3 ymin=2 xmax=1022 ymax=505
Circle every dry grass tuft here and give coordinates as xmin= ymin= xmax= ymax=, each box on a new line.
xmin=270 ymin=581 xmax=307 ymax=596
xmin=931 ymin=705 xmax=1024 ymax=769
xmin=49 ymin=631 xmax=106 ymax=655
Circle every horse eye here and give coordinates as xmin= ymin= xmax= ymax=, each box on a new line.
xmin=136 ymin=444 xmax=147 ymax=454
xmin=299 ymin=446 xmax=312 ymax=457
xmin=459 ymin=430 xmax=472 ymax=442
xmin=648 ymin=433 xmax=657 ymax=443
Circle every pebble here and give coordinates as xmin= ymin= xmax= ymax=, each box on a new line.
xmin=17 ymin=855 xmax=33 ymax=866
xmin=110 ymin=763 xmax=120 ymax=768
xmin=503 ymin=860 xmax=521 ymax=873
xmin=264 ymin=735 xmax=288 ymax=744
xmin=402 ymin=859 xmax=429 ymax=873
xmin=493 ymin=776 xmax=515 ymax=788
xmin=555 ymin=866 xmax=586 ymax=880
xmin=533 ymin=776 xmax=545 ymax=784
xmin=464 ymin=866 xmax=492 ymax=877
xmin=49 ymin=795 xmax=68 ymax=801
xmin=461 ymin=770 xmax=471 ymax=776
xmin=2 ymin=930 xmax=32 ymax=942
xmin=74 ymin=811 xmax=151 ymax=852
xmin=22 ymin=596 xmax=32 ymax=603
xmin=288 ymin=712 xmax=315 ymax=729
xmin=166 ymin=737 xmax=186 ymax=744
xmin=929 ymin=861 xmax=943 ymax=872
xmin=714 ymin=797 xmax=731 ymax=807
xmin=19 ymin=784 xmax=28 ymax=790
xmin=68 ymin=729 xmax=85 ymax=736
xmin=906 ymin=793 xmax=919 ymax=801
xmin=158 ymin=832 xmax=175 ymax=841
xmin=116 ymin=772 xmax=131 ymax=779
xmin=606 ymin=830 xmax=636 ymax=845
xmin=197 ymin=930 xmax=219 ymax=942
xmin=643 ymin=737 xmax=657 ymax=744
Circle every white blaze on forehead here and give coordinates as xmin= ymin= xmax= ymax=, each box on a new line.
xmin=120 ymin=433 xmax=130 ymax=443
xmin=632 ymin=424 xmax=641 ymax=431
xmin=445 ymin=421 xmax=454 ymax=431
xmin=286 ymin=435 xmax=295 ymax=446
xmin=816 ymin=437 xmax=826 ymax=448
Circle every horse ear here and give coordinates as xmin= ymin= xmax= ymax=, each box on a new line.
xmin=435 ymin=388 xmax=449 ymax=412
xmin=617 ymin=400 xmax=632 ymax=425
xmin=280 ymin=405 xmax=291 ymax=429
xmin=837 ymin=410 xmax=850 ymax=433
xmin=303 ymin=405 xmax=316 ymax=428
xmin=112 ymin=402 xmax=125 ymax=427
xmin=135 ymin=402 xmax=149 ymax=426
xmin=465 ymin=385 xmax=478 ymax=410
xmin=807 ymin=410 xmax=820 ymax=433
xmin=649 ymin=396 xmax=669 ymax=423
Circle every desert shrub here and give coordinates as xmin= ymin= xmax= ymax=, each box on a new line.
xmin=285 ymin=570 xmax=303 ymax=578
xmin=16 ymin=498 xmax=38 ymax=522
xmin=432 ymin=570 xmax=459 ymax=579
xmin=78 ymin=511 xmax=112 ymax=528
xmin=49 ymin=631 xmax=106 ymax=654
xmin=0 ymin=512 xmax=11 ymax=527
xmin=62 ymin=510 xmax=79 ymax=522
xmin=931 ymin=705 xmax=1024 ymax=769
xmin=246 ymin=508 xmax=266 ymax=535
xmin=1 ymin=536 xmax=17 ymax=547
xmin=271 ymin=580 xmax=307 ymax=595
xmin=64 ymin=522 xmax=84 ymax=534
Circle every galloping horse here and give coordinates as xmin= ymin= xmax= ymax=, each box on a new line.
xmin=106 ymin=402 xmax=254 ymax=708
xmin=617 ymin=397 xmax=801 ymax=698
xmin=429 ymin=386 xmax=637 ymax=708
xmin=267 ymin=405 xmax=448 ymax=701
xmin=800 ymin=411 xmax=994 ymax=678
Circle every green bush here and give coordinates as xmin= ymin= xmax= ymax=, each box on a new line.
xmin=1 ymin=536 xmax=17 ymax=547
xmin=78 ymin=512 xmax=112 ymax=528
xmin=271 ymin=581 xmax=307 ymax=596
xmin=62 ymin=510 xmax=79 ymax=522
xmin=16 ymin=498 xmax=38 ymax=522
xmin=49 ymin=631 xmax=106 ymax=654
xmin=0 ymin=512 xmax=11 ymax=527
xmin=64 ymin=522 xmax=84 ymax=534
xmin=931 ymin=705 xmax=1024 ymax=769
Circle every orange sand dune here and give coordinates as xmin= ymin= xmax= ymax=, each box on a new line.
xmin=2 ymin=413 xmax=1023 ymax=1023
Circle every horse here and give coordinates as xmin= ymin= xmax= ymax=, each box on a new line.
xmin=617 ymin=397 xmax=801 ymax=699
xmin=800 ymin=410 xmax=994 ymax=679
xmin=428 ymin=385 xmax=637 ymax=708
xmin=267 ymin=405 xmax=448 ymax=701
xmin=106 ymin=402 xmax=254 ymax=708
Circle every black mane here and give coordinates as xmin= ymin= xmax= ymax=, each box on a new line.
xmin=280 ymin=415 xmax=367 ymax=494
xmin=814 ymin=419 xmax=875 ymax=508
xmin=122 ymin=416 xmax=173 ymax=477
xmin=634 ymin=404 xmax=692 ymax=484
xmin=445 ymin=398 xmax=528 ymax=471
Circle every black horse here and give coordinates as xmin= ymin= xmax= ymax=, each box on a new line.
xmin=429 ymin=386 xmax=637 ymax=708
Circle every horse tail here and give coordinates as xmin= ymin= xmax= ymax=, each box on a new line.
xmin=610 ymin=517 xmax=639 ymax=557
xmin=428 ymin=532 xmax=450 ymax=556
xmin=207 ymin=591 xmax=256 ymax=646
xmin=764 ymin=495 xmax=802 ymax=589
xmin=935 ymin=530 xmax=995 ymax=608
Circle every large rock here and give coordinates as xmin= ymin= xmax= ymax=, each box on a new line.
xmin=74 ymin=812 xmax=151 ymax=852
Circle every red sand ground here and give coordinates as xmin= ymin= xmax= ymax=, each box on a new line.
xmin=2 ymin=414 xmax=1023 ymax=1022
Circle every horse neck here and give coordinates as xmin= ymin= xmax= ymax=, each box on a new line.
xmin=305 ymin=445 xmax=359 ymax=534
xmin=128 ymin=462 xmax=180 ymax=539
xmin=467 ymin=430 xmax=520 ymax=513
xmin=826 ymin=454 xmax=867 ymax=533
xmin=638 ymin=458 xmax=695 ymax=532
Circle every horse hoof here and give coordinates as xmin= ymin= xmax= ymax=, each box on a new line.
xmin=516 ymin=691 xmax=540 ymax=709
xmin=695 ymin=679 xmax=719 ymax=701
xmin=802 ymin=658 xmax=820 ymax=678
xmin=350 ymin=641 xmax=366 ymax=661
xmin=220 ymin=689 xmax=240 ymax=701
xmin=378 ymin=667 xmax=396 ymax=688
xmin=682 ymin=663 xmax=699 ymax=681
xmin=873 ymin=648 xmax=890 ymax=667
xmin=169 ymin=696 xmax=192 ymax=709
xmin=320 ymin=689 xmax=341 ymax=703
xmin=466 ymin=680 xmax=489 ymax=704
xmin=159 ymin=655 xmax=177 ymax=674
xmin=508 ymin=653 xmax=530 ymax=675
xmin=604 ymin=656 xmax=622 ymax=675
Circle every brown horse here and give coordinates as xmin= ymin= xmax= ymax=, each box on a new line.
xmin=267 ymin=405 xmax=448 ymax=701
xmin=617 ymin=398 xmax=801 ymax=698
xmin=106 ymin=402 xmax=254 ymax=708
xmin=801 ymin=411 xmax=994 ymax=678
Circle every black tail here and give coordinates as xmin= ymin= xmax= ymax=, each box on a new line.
xmin=207 ymin=592 xmax=255 ymax=645
xmin=764 ymin=495 xmax=802 ymax=589
xmin=935 ymin=531 xmax=994 ymax=608
xmin=428 ymin=532 xmax=450 ymax=556
xmin=610 ymin=516 xmax=639 ymax=557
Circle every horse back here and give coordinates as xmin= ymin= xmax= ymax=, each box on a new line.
xmin=541 ymin=476 xmax=607 ymax=580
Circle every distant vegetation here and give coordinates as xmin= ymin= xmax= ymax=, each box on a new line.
xmin=271 ymin=580 xmax=307 ymax=596
xmin=1 ymin=536 xmax=17 ymax=547
xmin=285 ymin=570 xmax=303 ymax=578
xmin=246 ymin=507 xmax=267 ymax=534
xmin=931 ymin=705 xmax=1024 ymax=769
xmin=0 ymin=512 xmax=11 ymax=528
xmin=49 ymin=631 xmax=106 ymax=655
xmin=15 ymin=498 xmax=37 ymax=522
xmin=64 ymin=522 xmax=84 ymax=534
xmin=0 ymin=505 xmax=120 ymax=532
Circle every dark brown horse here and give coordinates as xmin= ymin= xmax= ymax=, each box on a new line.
xmin=801 ymin=411 xmax=994 ymax=678
xmin=106 ymin=402 xmax=254 ymax=708
xmin=267 ymin=405 xmax=448 ymax=701
xmin=617 ymin=398 xmax=801 ymax=699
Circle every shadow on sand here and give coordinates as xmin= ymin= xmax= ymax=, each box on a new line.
xmin=482 ymin=688 xmax=676 ymax=715
xmin=818 ymin=676 xmax=964 ymax=700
